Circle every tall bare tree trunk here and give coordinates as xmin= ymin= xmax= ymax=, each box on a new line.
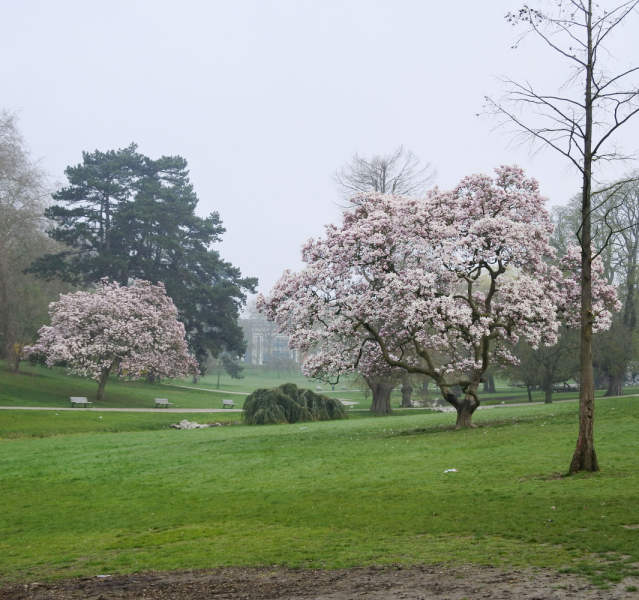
xmin=526 ymin=384 xmax=533 ymax=403
xmin=571 ymin=2 xmax=599 ymax=474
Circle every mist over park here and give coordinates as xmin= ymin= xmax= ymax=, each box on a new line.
xmin=2 ymin=1 xmax=639 ymax=598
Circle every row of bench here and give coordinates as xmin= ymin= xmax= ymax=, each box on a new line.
xmin=69 ymin=397 xmax=238 ymax=408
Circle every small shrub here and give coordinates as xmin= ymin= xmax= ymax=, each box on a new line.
xmin=243 ymin=383 xmax=348 ymax=425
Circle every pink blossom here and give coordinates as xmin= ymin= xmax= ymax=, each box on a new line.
xmin=25 ymin=279 xmax=198 ymax=397
xmin=258 ymin=166 xmax=619 ymax=427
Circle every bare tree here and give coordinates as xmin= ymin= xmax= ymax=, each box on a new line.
xmin=333 ymin=146 xmax=436 ymax=204
xmin=486 ymin=1 xmax=639 ymax=473
xmin=0 ymin=111 xmax=68 ymax=372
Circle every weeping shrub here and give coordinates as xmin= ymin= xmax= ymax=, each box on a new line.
xmin=243 ymin=383 xmax=348 ymax=425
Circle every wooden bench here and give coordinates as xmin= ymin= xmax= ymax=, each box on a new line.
xmin=316 ymin=386 xmax=322 ymax=391
xmin=341 ymin=386 xmax=347 ymax=391
xmin=155 ymin=399 xmax=173 ymax=408
xmin=70 ymin=397 xmax=92 ymax=408
xmin=222 ymin=399 xmax=237 ymax=408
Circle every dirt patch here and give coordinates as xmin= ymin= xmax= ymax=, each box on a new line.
xmin=1 ymin=565 xmax=635 ymax=600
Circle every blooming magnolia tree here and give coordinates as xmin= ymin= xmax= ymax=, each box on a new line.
xmin=26 ymin=279 xmax=198 ymax=400
xmin=259 ymin=166 xmax=619 ymax=428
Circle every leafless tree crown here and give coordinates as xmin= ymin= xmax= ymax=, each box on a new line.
xmin=333 ymin=146 xmax=436 ymax=204
xmin=486 ymin=0 xmax=639 ymax=182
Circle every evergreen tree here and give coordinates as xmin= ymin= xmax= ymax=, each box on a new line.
xmin=29 ymin=145 xmax=256 ymax=368
xmin=32 ymin=143 xmax=143 ymax=284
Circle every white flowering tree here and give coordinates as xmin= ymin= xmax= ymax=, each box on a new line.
xmin=26 ymin=279 xmax=198 ymax=400
xmin=259 ymin=166 xmax=619 ymax=428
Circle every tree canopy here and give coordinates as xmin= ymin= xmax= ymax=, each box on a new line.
xmin=259 ymin=166 xmax=619 ymax=427
xmin=25 ymin=279 xmax=198 ymax=401
xmin=29 ymin=144 xmax=257 ymax=367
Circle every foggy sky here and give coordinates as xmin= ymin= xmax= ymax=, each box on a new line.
xmin=2 ymin=0 xmax=638 ymax=295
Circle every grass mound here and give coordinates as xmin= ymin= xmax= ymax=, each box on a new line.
xmin=243 ymin=383 xmax=348 ymax=424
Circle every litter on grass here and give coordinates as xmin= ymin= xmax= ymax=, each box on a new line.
xmin=444 ymin=469 xmax=458 ymax=473
xmin=170 ymin=420 xmax=210 ymax=429
xmin=170 ymin=420 xmax=234 ymax=429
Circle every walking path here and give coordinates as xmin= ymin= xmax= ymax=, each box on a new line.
xmin=163 ymin=384 xmax=361 ymax=396
xmin=1 ymin=394 xmax=633 ymax=413
xmin=162 ymin=384 xmax=250 ymax=395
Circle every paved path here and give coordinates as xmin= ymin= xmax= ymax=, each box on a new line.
xmin=162 ymin=384 xmax=250 ymax=395
xmin=2 ymin=394 xmax=633 ymax=413
xmin=163 ymin=384 xmax=361 ymax=396
xmin=348 ymin=393 xmax=638 ymax=412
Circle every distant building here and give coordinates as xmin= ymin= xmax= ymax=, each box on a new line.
xmin=239 ymin=317 xmax=301 ymax=365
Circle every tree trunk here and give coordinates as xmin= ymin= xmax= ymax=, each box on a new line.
xmin=483 ymin=374 xmax=496 ymax=393
xmin=96 ymin=365 xmax=113 ymax=401
xmin=192 ymin=374 xmax=199 ymax=384
xmin=453 ymin=396 xmax=479 ymax=429
xmin=400 ymin=373 xmax=413 ymax=408
xmin=526 ymin=384 xmax=533 ymax=402
xmin=544 ymin=385 xmax=553 ymax=404
xmin=422 ymin=379 xmax=430 ymax=398
xmin=365 ymin=376 xmax=394 ymax=414
xmin=604 ymin=374 xmax=623 ymax=397
xmin=570 ymin=5 xmax=598 ymax=474
xmin=10 ymin=344 xmax=21 ymax=374
xmin=441 ymin=385 xmax=479 ymax=429
xmin=146 ymin=373 xmax=156 ymax=383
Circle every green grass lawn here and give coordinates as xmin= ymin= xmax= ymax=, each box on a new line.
xmin=0 ymin=363 xmax=244 ymax=409
xmin=3 ymin=361 xmax=634 ymax=412
xmin=1 ymin=381 xmax=638 ymax=586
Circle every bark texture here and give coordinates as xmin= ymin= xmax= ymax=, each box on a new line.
xmin=570 ymin=2 xmax=599 ymax=474
xmin=442 ymin=386 xmax=479 ymax=429
xmin=604 ymin=374 xmax=623 ymax=398
xmin=366 ymin=376 xmax=394 ymax=414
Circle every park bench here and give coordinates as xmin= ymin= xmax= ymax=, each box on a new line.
xmin=155 ymin=399 xmax=173 ymax=408
xmin=70 ymin=397 xmax=92 ymax=408
xmin=222 ymin=399 xmax=237 ymax=408
xmin=316 ymin=386 xmax=322 ymax=391
xmin=341 ymin=386 xmax=347 ymax=391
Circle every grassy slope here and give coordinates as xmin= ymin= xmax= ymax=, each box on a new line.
xmin=1 ymin=395 xmax=638 ymax=585
xmin=6 ymin=362 xmax=627 ymax=413
xmin=0 ymin=364 xmax=244 ymax=409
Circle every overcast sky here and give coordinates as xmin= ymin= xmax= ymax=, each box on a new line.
xmin=2 ymin=1 xmax=638 ymax=295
